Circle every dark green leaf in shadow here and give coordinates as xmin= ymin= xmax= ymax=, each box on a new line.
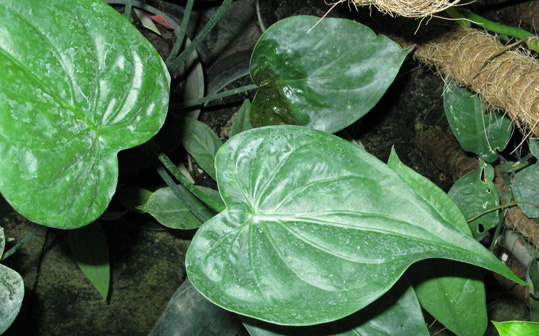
xmin=443 ymin=82 xmax=512 ymax=162
xmin=387 ymin=149 xmax=488 ymax=336
xmin=0 ymin=0 xmax=170 ymax=228
xmin=116 ymin=186 xmax=154 ymax=213
xmin=513 ymin=163 xmax=539 ymax=218
xmin=229 ymin=99 xmax=253 ymax=138
xmin=182 ymin=117 xmax=223 ymax=180
xmin=448 ymin=165 xmax=500 ymax=239
xmin=242 ymin=277 xmax=429 ymax=336
xmin=137 ymin=186 xmax=204 ymax=229
xmin=250 ymin=16 xmax=410 ymax=133
xmin=68 ymin=222 xmax=110 ymax=300
xmin=186 ymin=125 xmax=523 ymax=326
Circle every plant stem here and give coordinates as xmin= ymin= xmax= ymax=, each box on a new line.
xmin=181 ymin=83 xmax=258 ymax=108
xmin=152 ymin=160 xmax=212 ymax=223
xmin=165 ymin=0 xmax=195 ymax=72
xmin=446 ymin=8 xmax=539 ymax=53
xmin=124 ymin=0 xmax=133 ymax=21
xmin=145 ymin=140 xmax=225 ymax=213
xmin=2 ymin=228 xmax=38 ymax=261
xmin=168 ymin=0 xmax=234 ymax=73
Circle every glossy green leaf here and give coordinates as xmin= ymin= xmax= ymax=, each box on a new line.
xmin=186 ymin=125 xmax=523 ymax=326
xmin=513 ymin=163 xmax=539 ymax=218
xmin=242 ymin=278 xmax=429 ymax=335
xmin=448 ymin=165 xmax=500 ymax=239
xmin=443 ymin=82 xmax=512 ymax=162
xmin=0 ymin=0 xmax=170 ymax=228
xmin=250 ymin=16 xmax=409 ymax=133
xmin=137 ymin=186 xmax=203 ymax=229
xmin=182 ymin=117 xmax=223 ymax=180
xmin=492 ymin=321 xmax=539 ymax=336
xmin=68 ymin=222 xmax=110 ymax=300
xmin=387 ymin=149 xmax=488 ymax=336
xmin=0 ymin=264 xmax=24 ymax=335
xmin=229 ymin=99 xmax=253 ymax=138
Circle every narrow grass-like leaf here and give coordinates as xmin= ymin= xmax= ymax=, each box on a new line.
xmin=186 ymin=125 xmax=524 ymax=326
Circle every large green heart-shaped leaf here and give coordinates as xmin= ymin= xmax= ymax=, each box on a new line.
xmin=0 ymin=0 xmax=170 ymax=228
xmin=249 ymin=16 xmax=409 ymax=133
xmin=186 ymin=125 xmax=522 ymax=326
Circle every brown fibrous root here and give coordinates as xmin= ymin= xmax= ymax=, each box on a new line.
xmin=351 ymin=0 xmax=460 ymax=18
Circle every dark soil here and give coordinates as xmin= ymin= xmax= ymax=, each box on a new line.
xmin=2 ymin=0 xmax=533 ymax=335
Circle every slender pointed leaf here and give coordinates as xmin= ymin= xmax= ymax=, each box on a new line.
xmin=0 ymin=0 xmax=170 ymax=228
xmin=68 ymin=222 xmax=110 ymax=300
xmin=250 ymin=16 xmax=410 ymax=133
xmin=186 ymin=125 xmax=523 ymax=326
xmin=443 ymin=82 xmax=512 ymax=162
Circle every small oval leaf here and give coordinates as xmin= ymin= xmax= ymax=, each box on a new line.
xmin=0 ymin=0 xmax=170 ymax=228
xmin=250 ymin=16 xmax=410 ymax=133
xmin=186 ymin=125 xmax=522 ymax=326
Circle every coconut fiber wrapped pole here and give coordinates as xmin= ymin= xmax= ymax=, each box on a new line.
xmin=351 ymin=0 xmax=459 ymax=17
xmin=414 ymin=26 xmax=539 ymax=136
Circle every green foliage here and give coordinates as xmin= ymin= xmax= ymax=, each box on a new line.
xmin=242 ymin=278 xmax=429 ymax=335
xmin=443 ymin=82 xmax=512 ymax=163
xmin=0 ymin=227 xmax=24 ymax=334
xmin=513 ymin=163 xmax=539 ymax=218
xmin=229 ymin=99 xmax=253 ymax=137
xmin=182 ymin=117 xmax=223 ymax=181
xmin=492 ymin=321 xmax=539 ymax=336
xmin=0 ymin=0 xmax=170 ymax=228
xmin=448 ymin=163 xmax=501 ymax=239
xmin=137 ymin=186 xmax=204 ymax=230
xmin=68 ymin=223 xmax=110 ymax=300
xmin=387 ymin=149 xmax=488 ymax=336
xmin=186 ymin=125 xmax=522 ymax=326
xmin=250 ymin=16 xmax=410 ymax=133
